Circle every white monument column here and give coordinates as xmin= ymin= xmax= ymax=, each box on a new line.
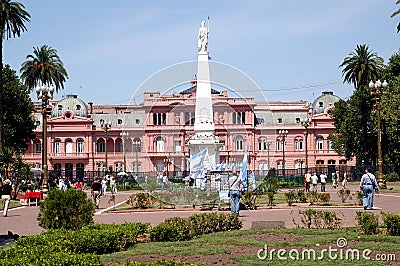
xmin=188 ymin=20 xmax=222 ymax=170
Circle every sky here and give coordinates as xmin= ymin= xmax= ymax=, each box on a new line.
xmin=4 ymin=0 xmax=399 ymax=105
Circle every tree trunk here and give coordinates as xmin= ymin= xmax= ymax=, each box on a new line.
xmin=0 ymin=35 xmax=3 ymax=150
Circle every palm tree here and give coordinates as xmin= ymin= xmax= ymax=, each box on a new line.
xmin=0 ymin=0 xmax=30 ymax=149
xmin=20 ymin=45 xmax=68 ymax=186
xmin=20 ymin=45 xmax=68 ymax=90
xmin=391 ymin=0 xmax=400 ymax=33
xmin=339 ymin=44 xmax=384 ymax=166
xmin=340 ymin=44 xmax=383 ymax=89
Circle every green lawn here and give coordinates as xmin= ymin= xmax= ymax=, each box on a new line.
xmin=101 ymin=227 xmax=399 ymax=265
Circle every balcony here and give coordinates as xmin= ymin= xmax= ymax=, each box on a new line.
xmin=49 ymin=152 xmax=90 ymax=160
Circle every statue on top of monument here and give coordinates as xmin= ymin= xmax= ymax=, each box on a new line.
xmin=198 ymin=20 xmax=209 ymax=53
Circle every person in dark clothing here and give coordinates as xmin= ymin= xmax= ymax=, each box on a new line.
xmin=91 ymin=177 xmax=102 ymax=209
xmin=1 ymin=179 xmax=13 ymax=217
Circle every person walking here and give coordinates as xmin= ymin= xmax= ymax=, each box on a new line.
xmin=1 ymin=179 xmax=13 ymax=217
xmin=228 ymin=168 xmax=241 ymax=215
xmin=332 ymin=171 xmax=338 ymax=188
xmin=360 ymin=168 xmax=379 ymax=210
xmin=101 ymin=176 xmax=108 ymax=196
xmin=110 ymin=176 xmax=117 ymax=195
xmin=342 ymin=172 xmax=348 ymax=189
xmin=91 ymin=177 xmax=102 ymax=209
xmin=161 ymin=171 xmax=168 ymax=191
xmin=311 ymin=173 xmax=318 ymax=192
xmin=320 ymin=172 xmax=327 ymax=192
xmin=304 ymin=172 xmax=311 ymax=192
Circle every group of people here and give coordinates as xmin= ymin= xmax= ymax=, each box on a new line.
xmin=304 ymin=171 xmax=348 ymax=192
xmin=90 ymin=175 xmax=118 ymax=209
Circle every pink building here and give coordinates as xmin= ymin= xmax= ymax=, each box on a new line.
xmin=23 ymin=87 xmax=354 ymax=179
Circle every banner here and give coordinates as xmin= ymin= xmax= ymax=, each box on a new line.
xmin=188 ymin=148 xmax=207 ymax=172
xmin=239 ymin=149 xmax=248 ymax=190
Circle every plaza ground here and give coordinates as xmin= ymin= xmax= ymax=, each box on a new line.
xmin=1 ymin=183 xmax=399 ymax=238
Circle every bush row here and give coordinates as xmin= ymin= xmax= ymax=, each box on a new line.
xmin=284 ymin=190 xmax=330 ymax=206
xmin=15 ymin=222 xmax=149 ymax=255
xmin=356 ymin=211 xmax=400 ymax=236
xmin=150 ymin=212 xmax=242 ymax=242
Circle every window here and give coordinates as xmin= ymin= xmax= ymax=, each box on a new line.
xmin=97 ymin=139 xmax=105 ymax=153
xmin=54 ymin=139 xmax=61 ymax=155
xmin=34 ymin=141 xmax=41 ymax=154
xmin=328 ymin=160 xmax=336 ymax=165
xmin=277 ymin=118 xmax=282 ymax=124
xmin=277 ymin=161 xmax=282 ymax=170
xmin=65 ymin=139 xmax=73 ymax=155
xmin=258 ymin=161 xmax=268 ymax=174
xmin=116 ymin=140 xmax=123 ymax=152
xmin=133 ymin=139 xmax=142 ymax=152
xmin=316 ymin=137 xmax=324 ymax=150
xmin=185 ymin=112 xmax=195 ymax=125
xmin=117 ymin=119 xmax=123 ymax=125
xmin=153 ymin=113 xmax=166 ymax=125
xmin=156 ymin=137 xmax=165 ymax=152
xmin=76 ymin=105 xmax=81 ymax=110
xmin=296 ymin=118 xmax=300 ymax=123
xmin=319 ymin=102 xmax=323 ymax=107
xmin=174 ymin=141 xmax=181 ymax=152
xmin=316 ymin=160 xmax=324 ymax=165
xmin=235 ymin=136 xmax=243 ymax=151
xmin=132 ymin=163 xmax=142 ymax=173
xmin=276 ymin=139 xmax=281 ymax=151
xmin=77 ymin=139 xmax=84 ymax=154
xmin=232 ymin=112 xmax=245 ymax=124
xmin=294 ymin=138 xmax=303 ymax=151
xmin=135 ymin=119 xmax=140 ymax=125
xmin=327 ymin=139 xmax=333 ymax=150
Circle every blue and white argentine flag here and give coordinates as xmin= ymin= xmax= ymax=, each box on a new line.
xmin=239 ymin=149 xmax=248 ymax=191
xmin=188 ymin=148 xmax=207 ymax=172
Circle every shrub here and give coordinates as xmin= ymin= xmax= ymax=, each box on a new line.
xmin=255 ymin=178 xmax=278 ymax=194
xmin=381 ymin=211 xmax=400 ymax=236
xmin=0 ymin=245 xmax=101 ymax=266
xmin=241 ymin=191 xmax=257 ymax=210
xmin=355 ymin=211 xmax=380 ymax=235
xmin=384 ymin=172 xmax=399 ymax=182
xmin=132 ymin=192 xmax=152 ymax=208
xmin=37 ymin=188 xmax=95 ymax=230
xmin=149 ymin=212 xmax=242 ymax=242
xmin=337 ymin=188 xmax=351 ymax=203
xmin=284 ymin=190 xmax=296 ymax=206
xmin=296 ymin=189 xmax=307 ymax=203
xmin=294 ymin=209 xmax=342 ymax=229
xmin=352 ymin=191 xmax=363 ymax=206
xmin=319 ymin=193 xmax=330 ymax=205
xmin=16 ymin=222 xmax=150 ymax=254
xmin=307 ymin=191 xmax=319 ymax=205
xmin=267 ymin=192 xmax=275 ymax=205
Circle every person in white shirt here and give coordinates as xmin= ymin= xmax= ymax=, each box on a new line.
xmin=319 ymin=172 xmax=327 ymax=192
xmin=311 ymin=173 xmax=318 ymax=192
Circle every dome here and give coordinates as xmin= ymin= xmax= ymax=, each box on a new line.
xmin=52 ymin=94 xmax=88 ymax=118
xmin=312 ymin=91 xmax=341 ymax=115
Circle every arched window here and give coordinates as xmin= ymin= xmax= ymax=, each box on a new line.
xmin=54 ymin=139 xmax=61 ymax=155
xmin=77 ymin=139 xmax=84 ymax=154
xmin=235 ymin=136 xmax=243 ymax=151
xmin=327 ymin=139 xmax=333 ymax=150
xmin=97 ymin=138 xmax=105 ymax=153
xmin=116 ymin=138 xmax=123 ymax=152
xmin=316 ymin=136 xmax=324 ymax=150
xmin=294 ymin=138 xmax=303 ymax=151
xmin=65 ymin=139 xmax=73 ymax=155
xmin=156 ymin=137 xmax=164 ymax=152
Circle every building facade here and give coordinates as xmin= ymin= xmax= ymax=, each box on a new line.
xmin=23 ymin=85 xmax=354 ymax=179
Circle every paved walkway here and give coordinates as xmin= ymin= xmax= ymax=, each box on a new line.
xmin=1 ymin=184 xmax=399 ymax=238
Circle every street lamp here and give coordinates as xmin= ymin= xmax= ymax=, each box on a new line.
xmin=133 ymin=139 xmax=141 ymax=176
xmin=101 ymin=120 xmax=112 ymax=173
xmin=369 ymin=79 xmax=388 ymax=189
xmin=278 ymin=129 xmax=288 ymax=176
xmin=120 ymin=132 xmax=129 ymax=171
xmin=266 ymin=140 xmax=272 ymax=170
xmin=36 ymin=84 xmax=55 ymax=189
xmin=301 ymin=118 xmax=312 ymax=171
